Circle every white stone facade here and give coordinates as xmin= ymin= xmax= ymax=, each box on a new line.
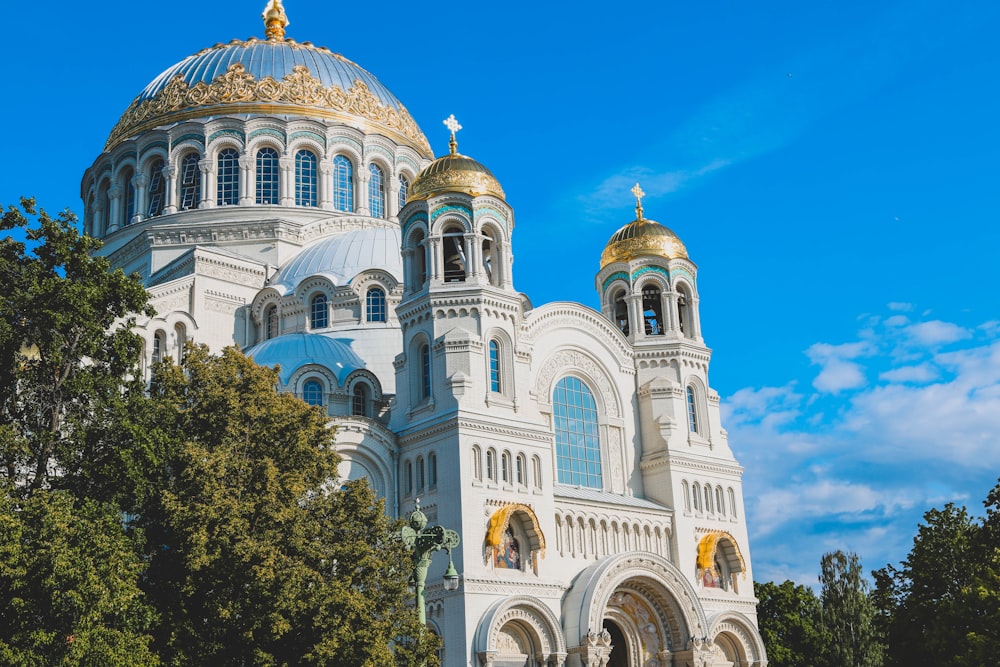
xmin=83 ymin=18 xmax=767 ymax=667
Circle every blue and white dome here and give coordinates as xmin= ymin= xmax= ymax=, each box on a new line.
xmin=270 ymin=227 xmax=403 ymax=293
xmin=246 ymin=333 xmax=364 ymax=385
xmin=105 ymin=27 xmax=430 ymax=156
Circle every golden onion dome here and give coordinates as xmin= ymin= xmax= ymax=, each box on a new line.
xmin=599 ymin=184 xmax=688 ymax=268
xmin=407 ymin=115 xmax=505 ymax=202
xmin=103 ymin=0 xmax=431 ymax=157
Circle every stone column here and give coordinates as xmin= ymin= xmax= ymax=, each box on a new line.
xmin=279 ymin=155 xmax=294 ymax=206
xmin=198 ymin=158 xmax=214 ymax=208
xmin=163 ymin=166 xmax=178 ymax=214
xmin=357 ymin=165 xmax=371 ymax=215
xmin=239 ymin=155 xmax=254 ymax=206
xmin=626 ymin=293 xmax=643 ymax=340
xmin=319 ymin=162 xmax=333 ymax=210
xmin=133 ymin=173 xmax=148 ymax=224
xmin=107 ymin=184 xmax=121 ymax=233
xmin=388 ymin=175 xmax=401 ymax=221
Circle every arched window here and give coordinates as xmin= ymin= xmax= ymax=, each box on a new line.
xmin=405 ymin=460 xmax=413 ymax=496
xmin=419 ymin=343 xmax=431 ymax=399
xmin=398 ymin=174 xmax=409 ymax=210
xmin=302 ymin=380 xmax=324 ymax=406
xmin=687 ymin=386 xmax=700 ymax=434
xmin=152 ymin=330 xmax=166 ymax=364
xmin=471 ymin=446 xmax=482 ymax=482
xmin=428 ymin=452 xmax=437 ymax=488
xmin=442 ymin=225 xmax=466 ymax=282
xmin=612 ymin=289 xmax=629 ymax=335
xmin=366 ymin=287 xmax=386 ymax=322
xmin=553 ymin=376 xmax=602 ymax=489
xmin=147 ymin=160 xmax=165 ymax=217
xmin=174 ymin=323 xmax=187 ymax=363
xmin=704 ymin=484 xmax=713 ymax=513
xmin=501 ymin=451 xmax=511 ymax=484
xmin=692 ymin=483 xmax=701 ymax=511
xmin=368 ymin=164 xmax=386 ymax=218
xmin=295 ymin=149 xmax=317 ymax=207
xmin=728 ymin=487 xmax=738 ymax=518
xmin=486 ymin=448 xmax=497 ymax=482
xmin=532 ymin=456 xmax=542 ymax=490
xmin=488 ymin=339 xmax=501 ymax=393
xmin=716 ymin=486 xmax=726 ymax=515
xmin=410 ymin=230 xmax=427 ymax=288
xmin=352 ymin=383 xmax=369 ymax=417
xmin=217 ymin=148 xmax=240 ymax=206
xmin=516 ymin=454 xmax=526 ymax=486
xmin=682 ymin=480 xmax=691 ymax=512
xmin=417 ymin=457 xmax=425 ymax=490
xmin=642 ymin=284 xmax=664 ymax=336
xmin=481 ymin=228 xmax=500 ymax=285
xmin=332 ymin=155 xmax=354 ymax=212
xmin=256 ymin=147 xmax=279 ymax=204
xmin=178 ymin=152 xmax=201 ymax=211
xmin=310 ymin=293 xmax=328 ymax=329
xmin=121 ymin=168 xmax=135 ymax=226
xmin=264 ymin=305 xmax=278 ymax=340
xmin=677 ymin=284 xmax=692 ymax=337
xmin=97 ymin=181 xmax=110 ymax=236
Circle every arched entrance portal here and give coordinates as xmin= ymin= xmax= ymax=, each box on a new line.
xmin=602 ymin=620 xmax=629 ymax=667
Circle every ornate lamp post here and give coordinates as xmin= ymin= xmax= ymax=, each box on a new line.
xmin=401 ymin=499 xmax=461 ymax=625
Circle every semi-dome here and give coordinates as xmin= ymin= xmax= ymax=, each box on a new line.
xmin=270 ymin=227 xmax=403 ymax=293
xmin=104 ymin=3 xmax=430 ymax=157
xmin=600 ymin=186 xmax=688 ymax=268
xmin=407 ymin=118 xmax=504 ymax=201
xmin=246 ymin=332 xmax=364 ymax=384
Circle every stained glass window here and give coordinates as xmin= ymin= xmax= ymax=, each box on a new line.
xmin=553 ymin=376 xmax=602 ymax=488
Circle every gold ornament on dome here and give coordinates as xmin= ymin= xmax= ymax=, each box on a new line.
xmin=104 ymin=61 xmax=431 ymax=156
xmin=406 ymin=114 xmax=505 ymax=201
xmin=262 ymin=0 xmax=289 ymax=40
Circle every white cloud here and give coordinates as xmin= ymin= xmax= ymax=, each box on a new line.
xmin=806 ymin=341 xmax=870 ymax=393
xmin=883 ymin=315 xmax=910 ymax=327
xmin=905 ymin=320 xmax=971 ymax=346
xmin=879 ymin=363 xmax=938 ymax=383
xmin=888 ymin=302 xmax=914 ymax=312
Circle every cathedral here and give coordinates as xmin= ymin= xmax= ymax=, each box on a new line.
xmin=81 ymin=2 xmax=767 ymax=665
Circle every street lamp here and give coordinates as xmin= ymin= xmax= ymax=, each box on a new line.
xmin=401 ymin=499 xmax=461 ymax=625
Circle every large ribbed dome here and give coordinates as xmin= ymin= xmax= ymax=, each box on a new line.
xmin=105 ymin=32 xmax=430 ymax=156
xmin=246 ymin=333 xmax=364 ymax=384
xmin=270 ymin=227 xmax=403 ymax=293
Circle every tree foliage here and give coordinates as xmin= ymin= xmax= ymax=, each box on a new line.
xmin=818 ymin=550 xmax=883 ymax=667
xmin=754 ymin=580 xmax=826 ymax=667
xmin=874 ymin=480 xmax=1000 ymax=667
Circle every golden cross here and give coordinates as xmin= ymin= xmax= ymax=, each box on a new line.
xmin=632 ymin=182 xmax=645 ymax=219
xmin=443 ymin=114 xmax=462 ymax=154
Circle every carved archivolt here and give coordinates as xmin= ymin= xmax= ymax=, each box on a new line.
xmin=708 ymin=612 xmax=768 ymax=665
xmin=534 ymin=349 xmax=621 ymax=418
xmin=475 ymin=595 xmax=567 ymax=665
xmin=106 ymin=61 xmax=430 ymax=155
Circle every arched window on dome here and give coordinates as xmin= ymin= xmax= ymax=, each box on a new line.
xmin=97 ymin=180 xmax=110 ymax=236
xmin=295 ymin=149 xmax=318 ymax=207
xmin=352 ymin=383 xmax=369 ymax=417
xmin=332 ymin=155 xmax=354 ymax=212
xmin=121 ymin=167 xmax=136 ymax=226
xmin=217 ymin=148 xmax=240 ymax=206
xmin=442 ymin=224 xmax=467 ymax=282
xmin=398 ymin=174 xmax=409 ymax=211
xmin=310 ymin=293 xmax=328 ymax=329
xmin=642 ymin=284 xmax=664 ymax=336
xmin=302 ymin=380 xmax=324 ymax=407
xmin=481 ymin=226 xmax=501 ymax=286
xmin=687 ymin=385 xmax=700 ymax=435
xmin=178 ymin=152 xmax=201 ymax=211
xmin=553 ymin=376 xmax=603 ymax=489
xmin=488 ymin=339 xmax=501 ymax=393
xmin=256 ymin=147 xmax=279 ymax=205
xmin=368 ymin=164 xmax=386 ymax=219
xmin=611 ymin=288 xmax=629 ymax=336
xmin=366 ymin=287 xmax=386 ymax=323
xmin=264 ymin=305 xmax=278 ymax=341
xmin=147 ymin=160 xmax=165 ymax=218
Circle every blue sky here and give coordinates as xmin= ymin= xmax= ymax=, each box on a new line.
xmin=3 ymin=0 xmax=999 ymax=586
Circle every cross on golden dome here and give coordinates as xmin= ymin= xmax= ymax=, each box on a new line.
xmin=632 ymin=182 xmax=646 ymax=220
xmin=263 ymin=0 xmax=289 ymax=41
xmin=444 ymin=114 xmax=462 ymax=155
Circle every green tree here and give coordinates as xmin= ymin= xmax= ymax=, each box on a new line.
xmin=875 ymin=481 xmax=1000 ymax=667
xmin=0 ymin=197 xmax=151 ymax=492
xmin=0 ymin=489 xmax=158 ymax=665
xmin=140 ymin=346 xmax=437 ymax=666
xmin=755 ymin=580 xmax=827 ymax=667
xmin=819 ymin=550 xmax=883 ymax=667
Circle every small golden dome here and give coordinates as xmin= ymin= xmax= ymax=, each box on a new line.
xmin=407 ymin=115 xmax=505 ymax=202
xmin=599 ymin=183 xmax=688 ymax=268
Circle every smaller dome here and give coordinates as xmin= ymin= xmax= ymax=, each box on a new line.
xmin=246 ymin=333 xmax=364 ymax=385
xmin=600 ymin=185 xmax=688 ymax=268
xmin=270 ymin=227 xmax=402 ymax=293
xmin=408 ymin=120 xmax=504 ymax=201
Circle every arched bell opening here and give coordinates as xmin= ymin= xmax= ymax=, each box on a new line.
xmin=641 ymin=285 xmax=664 ymax=336
xmin=441 ymin=223 xmax=467 ymax=282
xmin=611 ymin=288 xmax=629 ymax=336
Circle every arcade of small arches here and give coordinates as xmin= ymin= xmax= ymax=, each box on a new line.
xmin=603 ymin=274 xmax=700 ymax=341
xmin=401 ymin=212 xmax=512 ymax=291
xmin=82 ymin=121 xmax=423 ymax=238
xmin=471 ymin=445 xmax=544 ymax=493
xmin=401 ymin=450 xmax=439 ymax=497
xmin=470 ymin=554 xmax=766 ymax=667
